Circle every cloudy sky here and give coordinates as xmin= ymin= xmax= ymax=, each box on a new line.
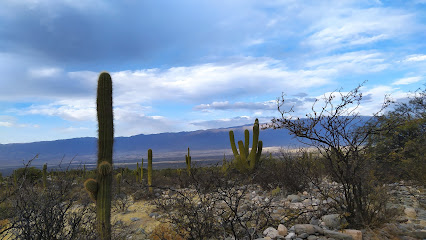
xmin=0 ymin=0 xmax=425 ymax=144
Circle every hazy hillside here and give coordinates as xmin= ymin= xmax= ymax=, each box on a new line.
xmin=0 ymin=123 xmax=298 ymax=169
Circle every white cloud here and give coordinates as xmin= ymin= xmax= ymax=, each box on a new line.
xmin=392 ymin=76 xmax=423 ymax=85
xmin=404 ymin=54 xmax=426 ymax=62
xmin=304 ymin=7 xmax=416 ymax=52
xmin=28 ymin=67 xmax=62 ymax=78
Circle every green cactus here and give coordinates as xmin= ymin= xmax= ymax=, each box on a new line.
xmin=140 ymin=158 xmax=144 ymax=182
xmin=42 ymin=163 xmax=47 ymax=189
xmin=83 ymin=72 xmax=114 ymax=240
xmin=185 ymin=147 xmax=191 ymax=176
xmin=136 ymin=162 xmax=140 ymax=182
xmin=228 ymin=118 xmax=263 ymax=172
xmin=148 ymin=149 xmax=153 ymax=194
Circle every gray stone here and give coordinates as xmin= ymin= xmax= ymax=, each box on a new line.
xmin=294 ymin=224 xmax=324 ymax=235
xmin=149 ymin=212 xmax=159 ymax=218
xmin=298 ymin=233 xmax=309 ymax=238
xmin=130 ymin=217 xmax=140 ymax=222
xmin=307 ymin=236 xmax=319 ymax=240
xmin=288 ymin=194 xmax=302 ymax=202
xmin=285 ymin=232 xmax=296 ymax=239
xmin=342 ymin=229 xmax=362 ymax=240
xmin=263 ymin=227 xmax=281 ymax=239
xmin=404 ymin=207 xmax=417 ymax=218
xmin=408 ymin=230 xmax=426 ymax=239
xmin=321 ymin=214 xmax=347 ymax=229
xmin=323 ymin=230 xmax=353 ymax=240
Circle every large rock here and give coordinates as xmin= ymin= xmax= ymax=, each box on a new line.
xmin=342 ymin=229 xmax=362 ymax=240
xmin=263 ymin=227 xmax=281 ymax=239
xmin=294 ymin=224 xmax=324 ymax=235
xmin=287 ymin=194 xmax=301 ymax=202
xmin=404 ymin=207 xmax=417 ymax=218
xmin=321 ymin=214 xmax=347 ymax=229
xmin=323 ymin=229 xmax=353 ymax=240
xmin=278 ymin=224 xmax=288 ymax=236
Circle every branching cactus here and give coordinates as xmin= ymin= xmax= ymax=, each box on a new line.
xmin=42 ymin=163 xmax=47 ymax=189
xmin=228 ymin=118 xmax=263 ymax=172
xmin=185 ymin=147 xmax=191 ymax=176
xmin=148 ymin=149 xmax=153 ymax=194
xmin=84 ymin=72 xmax=114 ymax=240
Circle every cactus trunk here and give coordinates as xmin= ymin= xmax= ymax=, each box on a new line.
xmin=140 ymin=158 xmax=144 ymax=182
xmin=148 ymin=149 xmax=153 ymax=194
xmin=42 ymin=163 xmax=47 ymax=189
xmin=84 ymin=72 xmax=114 ymax=240
xmin=185 ymin=147 xmax=191 ymax=176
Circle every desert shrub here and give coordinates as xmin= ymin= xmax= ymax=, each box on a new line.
xmin=265 ymin=83 xmax=397 ymax=228
xmin=13 ymin=167 xmax=42 ymax=184
xmin=150 ymin=223 xmax=187 ymax=240
xmin=1 ymin=168 xmax=97 ymax=239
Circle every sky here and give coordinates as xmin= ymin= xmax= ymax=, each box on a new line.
xmin=0 ymin=0 xmax=425 ymax=144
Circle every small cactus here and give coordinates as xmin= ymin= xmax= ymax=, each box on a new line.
xmin=115 ymin=173 xmax=122 ymax=195
xmin=185 ymin=147 xmax=191 ymax=176
xmin=136 ymin=162 xmax=140 ymax=182
xmin=42 ymin=163 xmax=47 ymax=189
xmin=148 ymin=149 xmax=153 ymax=194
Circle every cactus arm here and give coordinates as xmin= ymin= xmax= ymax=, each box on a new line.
xmin=248 ymin=119 xmax=259 ymax=162
xmin=185 ymin=147 xmax=191 ymax=176
xmin=244 ymin=129 xmax=250 ymax=157
xmin=251 ymin=140 xmax=263 ymax=170
xmin=148 ymin=149 xmax=153 ymax=194
xmin=229 ymin=130 xmax=240 ymax=159
xmin=237 ymin=140 xmax=249 ymax=169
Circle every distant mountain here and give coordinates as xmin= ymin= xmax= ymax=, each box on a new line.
xmin=0 ymin=124 xmax=298 ymax=168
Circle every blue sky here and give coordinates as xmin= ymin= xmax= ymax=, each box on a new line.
xmin=0 ymin=0 xmax=425 ymax=144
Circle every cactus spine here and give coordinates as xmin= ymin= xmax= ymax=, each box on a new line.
xmin=148 ymin=149 xmax=153 ymax=194
xmin=228 ymin=118 xmax=263 ymax=172
xmin=84 ymin=72 xmax=114 ymax=240
xmin=185 ymin=147 xmax=191 ymax=176
xmin=42 ymin=163 xmax=47 ymax=189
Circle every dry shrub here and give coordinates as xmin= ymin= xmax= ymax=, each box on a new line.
xmin=150 ymin=223 xmax=188 ymax=240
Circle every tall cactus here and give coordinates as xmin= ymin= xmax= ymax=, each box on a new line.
xmin=148 ymin=149 xmax=153 ymax=194
xmin=84 ymin=72 xmax=114 ymax=240
xmin=185 ymin=147 xmax=191 ymax=176
xmin=42 ymin=163 xmax=47 ymax=189
xmin=228 ymin=118 xmax=263 ymax=172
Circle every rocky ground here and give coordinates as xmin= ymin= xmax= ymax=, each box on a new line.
xmin=112 ymin=181 xmax=425 ymax=240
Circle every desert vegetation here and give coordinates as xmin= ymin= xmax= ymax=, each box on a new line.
xmin=0 ymin=73 xmax=424 ymax=239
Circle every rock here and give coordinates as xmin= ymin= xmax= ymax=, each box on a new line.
xmin=287 ymin=194 xmax=302 ymax=202
xmin=149 ymin=212 xmax=159 ymax=218
xmin=130 ymin=217 xmax=140 ymax=222
xmin=263 ymin=227 xmax=281 ymax=239
xmin=409 ymin=230 xmax=426 ymax=239
xmin=321 ymin=214 xmax=347 ymax=229
xmin=284 ymin=232 xmax=296 ymax=239
xmin=294 ymin=224 xmax=323 ymax=235
xmin=278 ymin=224 xmax=288 ymax=236
xmin=404 ymin=207 xmax=417 ymax=218
xmin=307 ymin=236 xmax=319 ymax=240
xmin=323 ymin=230 xmax=353 ymax=240
xmin=298 ymin=233 xmax=309 ymax=238
xmin=342 ymin=229 xmax=362 ymax=240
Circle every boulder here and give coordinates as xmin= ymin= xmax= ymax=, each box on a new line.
xmin=263 ymin=227 xmax=281 ymax=239
xmin=294 ymin=224 xmax=324 ymax=235
xmin=321 ymin=214 xmax=347 ymax=229
xmin=342 ymin=229 xmax=362 ymax=240
xmin=404 ymin=207 xmax=417 ymax=218
xmin=287 ymin=194 xmax=301 ymax=202
xmin=323 ymin=230 xmax=353 ymax=240
xmin=278 ymin=224 xmax=288 ymax=236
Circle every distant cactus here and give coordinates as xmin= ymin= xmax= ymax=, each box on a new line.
xmin=42 ymin=163 xmax=47 ymax=189
xmin=83 ymin=72 xmax=114 ymax=240
xmin=185 ymin=147 xmax=191 ymax=176
xmin=83 ymin=164 xmax=86 ymax=178
xmin=140 ymin=158 xmax=144 ymax=182
xmin=136 ymin=162 xmax=140 ymax=182
xmin=148 ymin=149 xmax=153 ymax=194
xmin=228 ymin=118 xmax=263 ymax=172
